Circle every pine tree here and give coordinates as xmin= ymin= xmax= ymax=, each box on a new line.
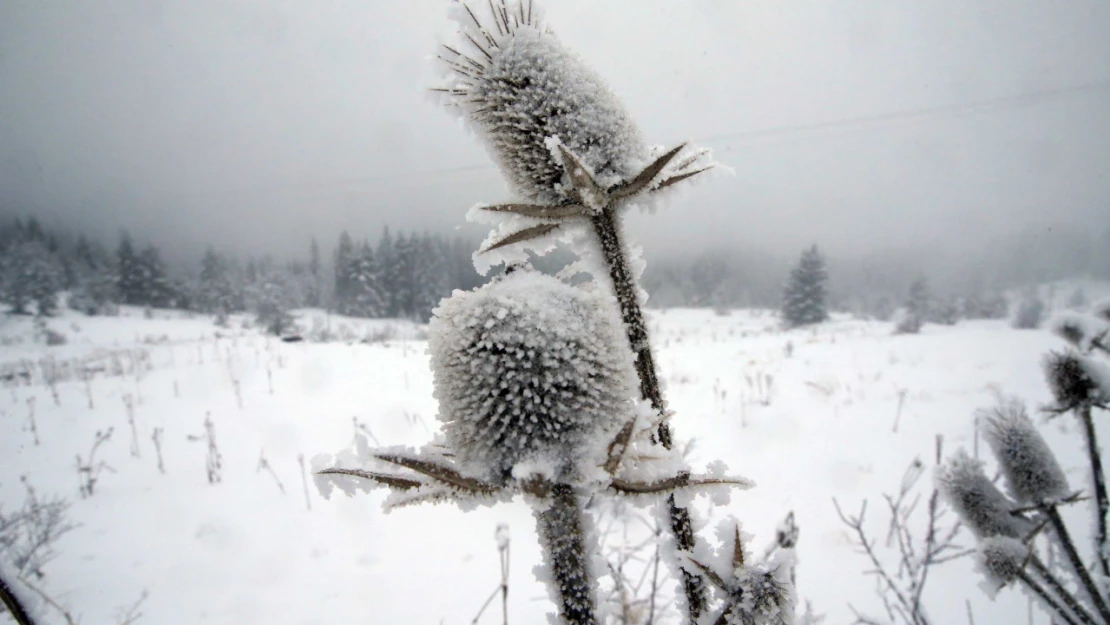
xmin=348 ymin=242 xmax=385 ymax=318
xmin=378 ymin=227 xmax=400 ymax=317
xmin=69 ymin=236 xmax=118 ymax=315
xmin=906 ymin=278 xmax=930 ymax=322
xmin=413 ymin=233 xmax=449 ymax=321
xmin=307 ymin=237 xmax=322 ymax=308
xmin=781 ymin=244 xmax=829 ymax=327
xmin=333 ymin=232 xmax=355 ymax=314
xmin=116 ymin=231 xmax=144 ymax=305
xmin=197 ymin=247 xmax=238 ymax=315
xmin=391 ymin=233 xmax=419 ymax=319
xmin=3 ymin=240 xmax=63 ymax=316
xmin=137 ymin=244 xmax=174 ymax=308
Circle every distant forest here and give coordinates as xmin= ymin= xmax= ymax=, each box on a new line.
xmin=1 ymin=215 xmax=1108 ymax=327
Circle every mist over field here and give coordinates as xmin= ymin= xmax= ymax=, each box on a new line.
xmin=2 ymin=2 xmax=1109 ymax=625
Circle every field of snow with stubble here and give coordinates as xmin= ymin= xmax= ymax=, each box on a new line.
xmin=1 ymin=303 xmax=1102 ymax=624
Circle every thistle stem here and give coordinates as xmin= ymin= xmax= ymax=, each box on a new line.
xmin=589 ymin=207 xmax=708 ymax=620
xmin=1078 ymin=403 xmax=1110 ymax=584
xmin=536 ymin=483 xmax=599 ymax=625
xmin=1042 ymin=505 xmax=1110 ymax=623
xmin=0 ymin=571 xmax=38 ymax=625
xmin=1017 ymin=570 xmax=1085 ymax=625
xmin=1028 ymin=555 xmax=1100 ymax=625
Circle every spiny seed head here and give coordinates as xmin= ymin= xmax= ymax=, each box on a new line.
xmin=427 ymin=270 xmax=635 ymax=482
xmin=1043 ymin=350 xmax=1109 ymax=411
xmin=726 ymin=556 xmax=795 ymax=625
xmin=436 ymin=0 xmax=648 ymax=205
xmin=979 ymin=399 xmax=1068 ymax=504
xmin=977 ymin=536 xmax=1029 ymax=596
xmin=936 ymin=450 xmax=1028 ymax=539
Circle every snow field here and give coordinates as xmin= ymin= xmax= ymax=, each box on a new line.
xmin=1 ymin=306 xmax=1101 ymax=624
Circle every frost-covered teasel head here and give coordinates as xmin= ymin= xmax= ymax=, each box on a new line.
xmin=978 ymin=399 xmax=1068 ymax=505
xmin=427 ymin=270 xmax=636 ymax=481
xmin=976 ymin=536 xmax=1029 ymax=598
xmin=435 ymin=0 xmax=648 ymax=205
xmin=1043 ymin=350 xmax=1110 ymax=411
xmin=936 ymin=450 xmax=1028 ymax=539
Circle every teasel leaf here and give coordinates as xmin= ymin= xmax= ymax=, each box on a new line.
xmin=556 ymin=143 xmax=606 ymax=210
xmin=317 ymin=467 xmax=424 ymax=491
xmin=609 ymin=143 xmax=686 ymax=200
xmin=609 ymin=473 xmax=754 ymax=495
xmin=480 ymin=203 xmax=585 ymax=218
xmin=653 ymin=166 xmax=713 ymax=192
xmin=374 ymin=452 xmax=497 ymax=493
xmin=479 ymin=222 xmax=560 ymax=253
xmin=603 ymin=417 xmax=638 ymax=475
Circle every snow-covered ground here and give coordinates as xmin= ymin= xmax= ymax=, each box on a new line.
xmin=1 ymin=304 xmax=1102 ymax=624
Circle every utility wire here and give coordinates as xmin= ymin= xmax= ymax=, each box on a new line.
xmin=143 ymin=78 xmax=1110 ymax=203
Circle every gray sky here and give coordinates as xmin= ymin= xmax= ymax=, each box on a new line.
xmin=2 ymin=0 xmax=1108 ymax=263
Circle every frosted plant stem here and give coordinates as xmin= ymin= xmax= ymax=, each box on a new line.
xmin=536 ymin=483 xmax=599 ymax=625
xmin=0 ymin=572 xmax=38 ymax=625
xmin=1018 ymin=570 xmax=1085 ymax=625
xmin=1078 ymin=404 xmax=1110 ymax=583
xmin=589 ymin=207 xmax=708 ymax=620
xmin=1028 ymin=555 xmax=1100 ymax=625
xmin=1043 ymin=505 xmax=1110 ymax=623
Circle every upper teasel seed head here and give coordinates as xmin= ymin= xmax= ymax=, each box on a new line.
xmin=427 ymin=269 xmax=636 ymax=482
xmin=978 ymin=399 xmax=1068 ymax=505
xmin=936 ymin=450 xmax=1029 ymax=539
xmin=1043 ymin=350 xmax=1110 ymax=411
xmin=435 ymin=0 xmax=649 ymax=205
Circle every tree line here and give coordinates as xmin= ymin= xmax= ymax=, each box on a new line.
xmin=0 ymin=217 xmax=484 ymax=330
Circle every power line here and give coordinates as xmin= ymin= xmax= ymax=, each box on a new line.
xmin=697 ymin=78 xmax=1110 ymax=146
xmin=142 ymin=78 xmax=1110 ymax=203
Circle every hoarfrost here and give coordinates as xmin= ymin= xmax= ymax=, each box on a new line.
xmin=436 ymin=1 xmax=648 ymax=206
xmin=936 ymin=450 xmax=1029 ymax=539
xmin=428 ymin=270 xmax=637 ymax=482
xmin=976 ymin=536 xmax=1028 ymax=598
xmin=978 ymin=399 xmax=1069 ymax=504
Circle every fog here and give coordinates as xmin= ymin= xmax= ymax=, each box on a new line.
xmin=2 ymin=0 xmax=1109 ymax=265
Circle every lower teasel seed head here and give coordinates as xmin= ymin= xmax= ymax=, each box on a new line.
xmin=428 ymin=270 xmax=636 ymax=482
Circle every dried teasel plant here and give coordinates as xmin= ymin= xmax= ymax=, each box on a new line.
xmin=316 ymin=2 xmax=789 ymax=623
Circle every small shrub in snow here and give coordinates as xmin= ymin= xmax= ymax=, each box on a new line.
xmin=76 ymin=428 xmax=114 ymax=498
xmin=885 ymin=303 xmax=1110 ymax=625
xmin=835 ymin=438 xmax=965 ymax=625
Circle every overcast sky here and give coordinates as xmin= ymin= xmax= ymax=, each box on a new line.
xmin=1 ymin=0 xmax=1108 ymax=263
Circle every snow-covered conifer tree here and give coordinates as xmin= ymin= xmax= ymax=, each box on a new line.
xmin=348 ymin=242 xmax=384 ymax=318
xmin=781 ymin=245 xmax=829 ymax=328
xmin=2 ymin=240 xmax=63 ymax=316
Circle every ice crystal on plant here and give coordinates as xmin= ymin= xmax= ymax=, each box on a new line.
xmin=436 ymin=1 xmax=648 ymax=206
xmin=936 ymin=450 xmax=1029 ymax=539
xmin=979 ymin=399 xmax=1069 ymax=504
xmin=976 ymin=536 xmax=1028 ymax=598
xmin=428 ymin=269 xmax=636 ymax=482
